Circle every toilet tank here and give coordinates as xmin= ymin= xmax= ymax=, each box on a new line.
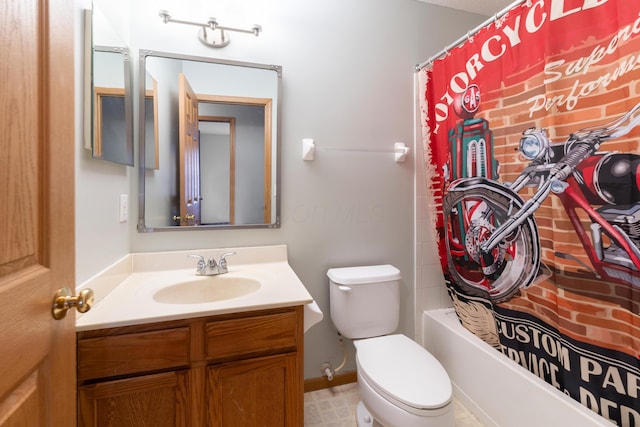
xmin=328 ymin=265 xmax=401 ymax=339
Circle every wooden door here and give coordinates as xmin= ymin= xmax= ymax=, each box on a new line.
xmin=178 ymin=73 xmax=201 ymax=226
xmin=0 ymin=0 xmax=76 ymax=426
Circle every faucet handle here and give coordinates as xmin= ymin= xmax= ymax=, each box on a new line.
xmin=218 ymin=252 xmax=236 ymax=269
xmin=187 ymin=254 xmax=206 ymax=270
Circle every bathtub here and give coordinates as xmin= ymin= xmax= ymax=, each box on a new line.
xmin=422 ymin=308 xmax=611 ymax=427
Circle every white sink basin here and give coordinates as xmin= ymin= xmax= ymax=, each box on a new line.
xmin=153 ymin=275 xmax=261 ymax=304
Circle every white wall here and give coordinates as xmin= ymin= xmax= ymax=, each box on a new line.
xmin=75 ymin=0 xmax=486 ymax=379
xmin=75 ymin=0 xmax=131 ymax=283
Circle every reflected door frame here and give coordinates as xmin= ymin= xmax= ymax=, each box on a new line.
xmin=93 ymin=86 xmax=125 ymax=159
xmin=197 ymin=94 xmax=272 ymax=223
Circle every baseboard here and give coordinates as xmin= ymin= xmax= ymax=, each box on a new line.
xmin=304 ymin=370 xmax=357 ymax=393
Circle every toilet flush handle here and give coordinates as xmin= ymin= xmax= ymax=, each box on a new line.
xmin=337 ymin=285 xmax=352 ymax=293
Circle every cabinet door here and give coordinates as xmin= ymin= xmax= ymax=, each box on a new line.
xmin=208 ymin=353 xmax=301 ymax=427
xmin=78 ymin=371 xmax=190 ymax=427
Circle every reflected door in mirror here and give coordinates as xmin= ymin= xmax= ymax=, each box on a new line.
xmin=178 ymin=73 xmax=201 ymax=226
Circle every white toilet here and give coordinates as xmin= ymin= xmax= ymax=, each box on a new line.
xmin=328 ymin=264 xmax=454 ymax=427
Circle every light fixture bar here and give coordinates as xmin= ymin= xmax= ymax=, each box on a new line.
xmin=159 ymin=10 xmax=261 ymax=48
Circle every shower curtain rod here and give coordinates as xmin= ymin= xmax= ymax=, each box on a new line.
xmin=416 ymin=0 xmax=527 ymax=71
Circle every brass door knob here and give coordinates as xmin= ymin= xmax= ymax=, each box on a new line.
xmin=51 ymin=287 xmax=94 ymax=320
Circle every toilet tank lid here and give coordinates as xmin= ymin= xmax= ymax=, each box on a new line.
xmin=327 ymin=265 xmax=400 ymax=285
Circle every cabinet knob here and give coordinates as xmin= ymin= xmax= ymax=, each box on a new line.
xmin=51 ymin=287 xmax=94 ymax=320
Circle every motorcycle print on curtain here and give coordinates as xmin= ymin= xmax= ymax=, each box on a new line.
xmin=419 ymin=1 xmax=640 ymax=425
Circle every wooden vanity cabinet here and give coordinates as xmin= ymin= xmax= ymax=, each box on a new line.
xmin=77 ymin=306 xmax=304 ymax=427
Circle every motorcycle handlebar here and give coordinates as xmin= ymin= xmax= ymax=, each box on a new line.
xmin=552 ymin=143 xmax=593 ymax=181
xmin=572 ymin=101 xmax=640 ymax=141
xmin=610 ymin=104 xmax=640 ymax=138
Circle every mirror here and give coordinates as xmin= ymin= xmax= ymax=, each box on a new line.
xmin=85 ymin=5 xmax=134 ymax=166
xmin=137 ymin=51 xmax=282 ymax=232
xmin=91 ymin=46 xmax=133 ymax=165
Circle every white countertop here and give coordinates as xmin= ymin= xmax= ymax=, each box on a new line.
xmin=75 ymin=245 xmax=313 ymax=331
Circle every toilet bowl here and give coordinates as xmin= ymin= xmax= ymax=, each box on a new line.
xmin=327 ymin=265 xmax=454 ymax=427
xmin=354 ymin=334 xmax=453 ymax=427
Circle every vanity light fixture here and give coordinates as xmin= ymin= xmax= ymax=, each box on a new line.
xmin=159 ymin=10 xmax=261 ymax=48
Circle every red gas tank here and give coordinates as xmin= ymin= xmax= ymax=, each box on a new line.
xmin=575 ymin=152 xmax=640 ymax=205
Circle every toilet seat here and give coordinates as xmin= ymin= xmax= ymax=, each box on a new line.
xmin=354 ymin=334 xmax=452 ymax=415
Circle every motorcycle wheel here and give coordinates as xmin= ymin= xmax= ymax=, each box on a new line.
xmin=443 ymin=185 xmax=540 ymax=303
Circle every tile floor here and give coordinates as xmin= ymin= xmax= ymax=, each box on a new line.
xmin=304 ymin=382 xmax=484 ymax=427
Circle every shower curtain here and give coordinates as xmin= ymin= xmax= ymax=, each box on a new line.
xmin=419 ymin=1 xmax=640 ymax=425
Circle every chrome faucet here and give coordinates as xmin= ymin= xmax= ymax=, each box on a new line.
xmin=188 ymin=252 xmax=236 ymax=276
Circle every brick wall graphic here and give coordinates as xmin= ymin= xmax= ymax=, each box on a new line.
xmin=421 ymin=2 xmax=640 ymax=425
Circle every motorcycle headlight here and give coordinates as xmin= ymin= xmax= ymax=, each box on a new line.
xmin=518 ymin=129 xmax=549 ymax=160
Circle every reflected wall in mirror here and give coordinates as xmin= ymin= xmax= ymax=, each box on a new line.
xmin=138 ymin=51 xmax=281 ymax=232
